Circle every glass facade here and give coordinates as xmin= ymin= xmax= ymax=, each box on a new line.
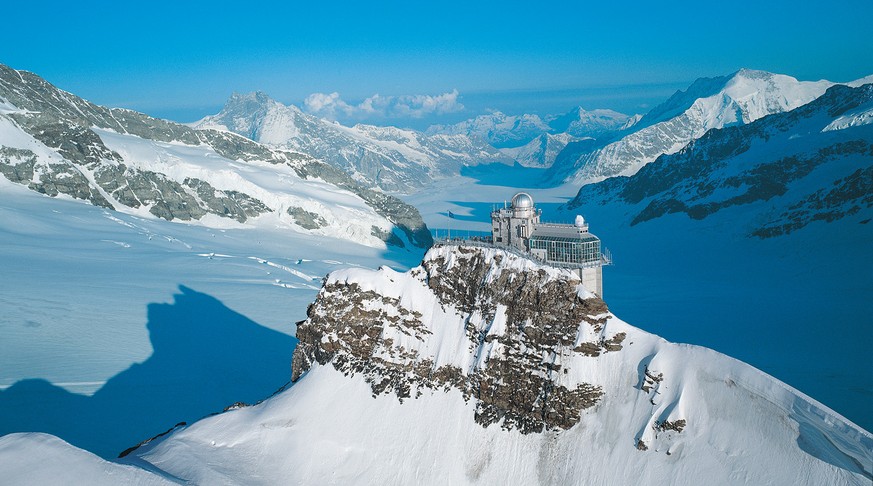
xmin=529 ymin=235 xmax=601 ymax=266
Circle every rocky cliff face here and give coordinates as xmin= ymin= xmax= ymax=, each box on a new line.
xmin=294 ymin=245 xmax=631 ymax=434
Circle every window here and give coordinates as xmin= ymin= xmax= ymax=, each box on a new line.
xmin=529 ymin=236 xmax=601 ymax=265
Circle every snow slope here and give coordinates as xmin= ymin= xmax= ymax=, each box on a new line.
xmin=0 ymin=64 xmax=431 ymax=250
xmin=0 ymin=178 xmax=422 ymax=458
xmin=499 ymin=132 xmax=579 ymax=168
xmin=130 ymin=246 xmax=872 ymax=484
xmin=547 ymin=69 xmax=844 ymax=184
xmin=0 ymin=433 xmax=171 ymax=485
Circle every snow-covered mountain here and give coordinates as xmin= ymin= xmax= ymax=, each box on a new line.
xmin=0 ymin=433 xmax=171 ymax=485
xmin=425 ymin=110 xmax=553 ymax=148
xmin=547 ymin=69 xmax=841 ymax=184
xmin=426 ymin=107 xmax=631 ymax=151
xmin=193 ymin=92 xmax=514 ymax=192
xmin=500 ymin=132 xmax=579 ymax=168
xmin=97 ymin=245 xmax=870 ymax=484
xmin=0 ymin=64 xmax=431 ymax=249
xmin=566 ymin=82 xmax=873 ymax=237
xmin=2 ymin=62 xmax=870 ymax=485
xmin=557 ymin=83 xmax=873 ymax=435
xmin=546 ymin=106 xmax=632 ymax=138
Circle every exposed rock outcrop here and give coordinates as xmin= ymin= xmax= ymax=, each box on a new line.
xmin=292 ymin=245 xmax=624 ymax=434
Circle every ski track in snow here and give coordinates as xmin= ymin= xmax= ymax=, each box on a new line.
xmin=0 ymin=180 xmax=420 ymax=461
xmin=102 ymin=211 xmax=192 ymax=249
xmin=246 ymin=256 xmax=320 ymax=282
xmin=193 ymin=252 xmax=323 ymax=289
xmin=100 ymin=240 xmax=131 ymax=248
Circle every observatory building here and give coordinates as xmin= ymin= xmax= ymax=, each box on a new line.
xmin=491 ymin=192 xmax=607 ymax=296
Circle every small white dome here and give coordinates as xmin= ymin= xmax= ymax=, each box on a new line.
xmin=511 ymin=192 xmax=534 ymax=209
xmin=575 ymin=215 xmax=586 ymax=227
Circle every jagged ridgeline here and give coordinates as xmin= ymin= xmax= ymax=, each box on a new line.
xmin=293 ymin=244 xmax=623 ymax=433
xmin=0 ymin=64 xmax=431 ymax=248
xmin=566 ymin=83 xmax=873 ymax=238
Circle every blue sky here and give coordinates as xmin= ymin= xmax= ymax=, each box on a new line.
xmin=2 ymin=0 xmax=871 ymax=127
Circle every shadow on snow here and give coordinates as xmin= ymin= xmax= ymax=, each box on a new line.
xmin=0 ymin=285 xmax=297 ymax=459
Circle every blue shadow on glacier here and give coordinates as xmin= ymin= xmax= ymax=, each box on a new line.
xmin=0 ymin=285 xmax=297 ymax=459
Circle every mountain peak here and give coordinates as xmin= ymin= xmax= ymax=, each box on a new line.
xmin=230 ymin=90 xmax=273 ymax=102
xmin=192 ymin=91 xmax=303 ymax=143
xmin=733 ymin=67 xmax=775 ymax=80
xmin=547 ymin=106 xmax=630 ymax=136
xmin=549 ymin=69 xmax=840 ymax=184
xmin=221 ymin=91 xmax=280 ymax=115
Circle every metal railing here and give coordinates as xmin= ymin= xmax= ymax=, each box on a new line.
xmin=432 ymin=237 xmax=612 ymax=269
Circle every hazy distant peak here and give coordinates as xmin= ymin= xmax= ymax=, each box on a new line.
xmin=636 ymin=73 xmax=734 ymax=127
xmin=546 ymin=106 xmax=630 ymax=137
xmin=732 ymin=67 xmax=775 ymax=79
xmin=547 ymin=68 xmax=843 ymax=185
xmin=228 ymin=90 xmax=274 ymax=103
xmin=638 ymin=69 xmax=833 ymax=130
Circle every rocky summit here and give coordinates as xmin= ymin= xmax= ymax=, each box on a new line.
xmin=293 ymin=244 xmax=615 ymax=433
xmin=129 ymin=244 xmax=872 ymax=485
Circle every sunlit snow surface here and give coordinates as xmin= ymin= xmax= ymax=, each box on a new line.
xmin=132 ymin=247 xmax=871 ymax=485
xmin=0 ymin=77 xmax=871 ymax=482
xmin=0 ymin=179 xmax=422 ymax=458
xmin=0 ymin=433 xmax=172 ymax=485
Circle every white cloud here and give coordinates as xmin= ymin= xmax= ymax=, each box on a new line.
xmin=304 ymin=90 xmax=463 ymax=120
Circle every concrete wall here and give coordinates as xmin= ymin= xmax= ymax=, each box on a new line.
xmin=491 ymin=208 xmax=538 ymax=252
xmin=578 ymin=265 xmax=603 ymax=298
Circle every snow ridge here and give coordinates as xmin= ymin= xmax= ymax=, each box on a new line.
xmin=547 ymin=69 xmax=850 ymax=184
xmin=0 ymin=64 xmax=432 ymax=249
xmin=130 ymin=244 xmax=872 ymax=485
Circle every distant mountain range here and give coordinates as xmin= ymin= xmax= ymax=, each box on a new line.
xmin=1 ymin=63 xmax=869 ymax=246
xmin=193 ymin=92 xmax=514 ymax=193
xmin=566 ymin=82 xmax=873 ymax=237
xmin=425 ymin=106 xmax=631 ymax=148
xmin=546 ymin=69 xmax=873 ymax=185
xmin=191 ymin=94 xmax=636 ymax=191
xmin=188 ymin=69 xmax=871 ymax=191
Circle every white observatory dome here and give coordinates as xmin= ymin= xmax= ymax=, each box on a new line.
xmin=511 ymin=192 xmax=534 ymax=209
xmin=575 ymin=215 xmax=586 ymax=227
